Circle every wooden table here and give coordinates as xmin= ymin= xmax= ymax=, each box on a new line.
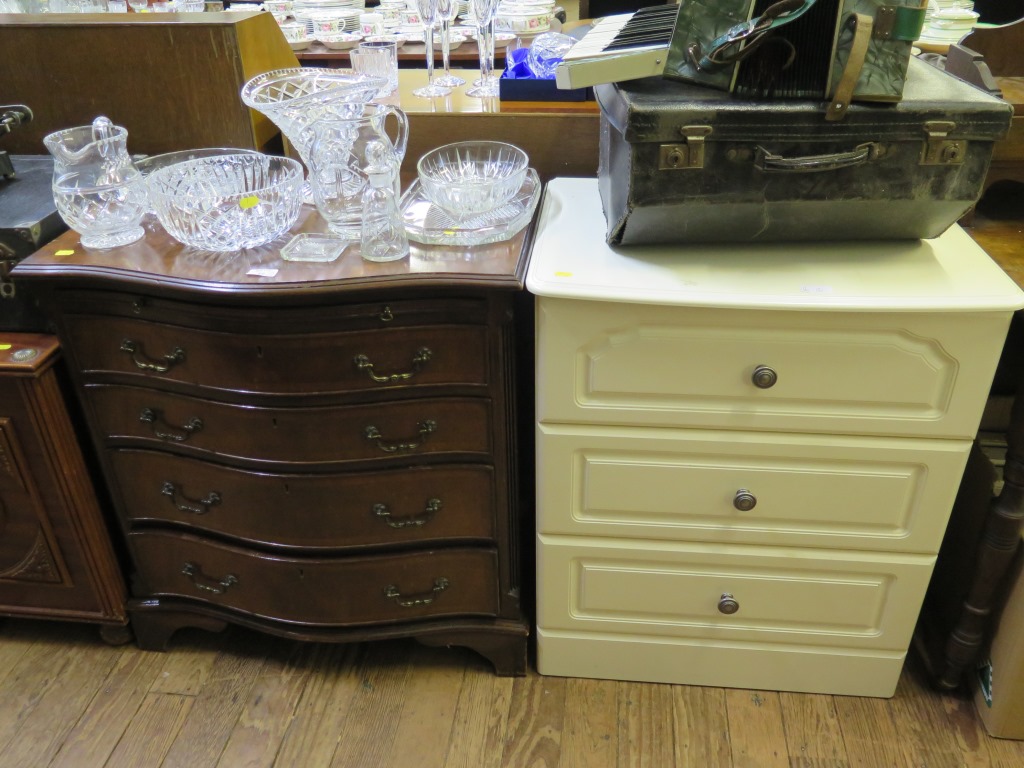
xmin=297 ymin=39 xmax=501 ymax=68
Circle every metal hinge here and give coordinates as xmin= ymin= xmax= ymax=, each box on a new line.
xmin=921 ymin=120 xmax=966 ymax=165
xmin=659 ymin=125 xmax=713 ymax=170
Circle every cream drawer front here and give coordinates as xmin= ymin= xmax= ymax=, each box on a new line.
xmin=536 ymin=300 xmax=1009 ymax=439
xmin=537 ymin=535 xmax=933 ymax=651
xmin=536 ymin=424 xmax=969 ymax=553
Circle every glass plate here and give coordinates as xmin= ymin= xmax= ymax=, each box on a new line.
xmin=400 ymin=168 xmax=540 ymax=247
xmin=281 ymin=233 xmax=350 ymax=262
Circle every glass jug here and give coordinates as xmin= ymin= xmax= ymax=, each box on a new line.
xmin=307 ymin=103 xmax=409 ymax=240
xmin=44 ymin=116 xmax=146 ymax=249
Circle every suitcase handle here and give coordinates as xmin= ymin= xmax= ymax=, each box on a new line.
xmin=754 ymin=142 xmax=879 ymax=173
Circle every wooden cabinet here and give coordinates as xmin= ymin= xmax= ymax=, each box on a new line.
xmin=527 ymin=178 xmax=1024 ymax=697
xmin=0 ymin=334 xmax=128 ymax=637
xmin=13 ymin=209 xmax=532 ymax=675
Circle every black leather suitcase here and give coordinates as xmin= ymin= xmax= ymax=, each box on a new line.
xmin=596 ymin=56 xmax=1013 ymax=245
xmin=0 ymin=156 xmax=66 ymax=332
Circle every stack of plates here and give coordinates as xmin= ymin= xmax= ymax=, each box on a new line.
xmin=919 ymin=0 xmax=977 ymax=43
xmin=294 ymin=4 xmax=363 ymax=35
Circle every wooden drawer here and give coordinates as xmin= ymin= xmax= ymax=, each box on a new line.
xmin=536 ymin=299 xmax=1010 ymax=439
xmin=130 ymin=531 xmax=500 ymax=625
xmin=87 ymin=385 xmax=492 ymax=465
xmin=58 ymin=292 xmax=489 ymax=332
xmin=64 ymin=314 xmax=489 ymax=398
xmin=537 ymin=535 xmax=934 ymax=651
xmin=112 ymin=450 xmax=496 ymax=549
xmin=536 ymin=423 xmax=970 ymax=553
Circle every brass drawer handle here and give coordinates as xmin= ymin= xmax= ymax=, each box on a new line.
xmin=384 ymin=577 xmax=450 ymax=607
xmin=751 ymin=364 xmax=777 ymax=389
xmin=161 ymin=481 xmax=221 ymax=515
xmin=733 ymin=489 xmax=757 ymax=511
xmin=353 ymin=347 xmax=432 ymax=384
xmin=120 ymin=339 xmax=185 ymax=373
xmin=181 ymin=562 xmax=238 ymax=595
xmin=373 ymin=498 xmax=441 ymax=528
xmin=139 ymin=408 xmax=203 ymax=442
xmin=718 ymin=593 xmax=740 ymax=615
xmin=364 ymin=419 xmax=436 ymax=453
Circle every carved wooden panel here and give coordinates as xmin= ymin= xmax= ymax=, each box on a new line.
xmin=0 ymin=418 xmax=66 ymax=586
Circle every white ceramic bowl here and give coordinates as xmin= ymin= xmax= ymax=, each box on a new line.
xmin=364 ymin=33 xmax=408 ymax=48
xmin=433 ymin=32 xmax=466 ymax=49
xmin=417 ymin=141 xmax=529 ymax=219
xmin=318 ymin=32 xmax=364 ymax=49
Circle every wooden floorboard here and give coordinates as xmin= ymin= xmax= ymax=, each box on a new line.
xmin=2 ymin=617 xmax=1024 ymax=768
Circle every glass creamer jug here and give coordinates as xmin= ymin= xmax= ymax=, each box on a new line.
xmin=307 ymin=103 xmax=409 ymax=240
xmin=44 ymin=116 xmax=147 ymax=249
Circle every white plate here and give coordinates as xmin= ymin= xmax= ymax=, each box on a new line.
xmin=364 ymin=33 xmax=409 ymax=48
xmin=463 ymin=30 xmax=516 ymax=47
xmin=289 ymin=38 xmax=313 ymax=50
xmin=400 ymin=168 xmax=540 ymax=247
xmin=317 ymin=32 xmax=363 ymax=49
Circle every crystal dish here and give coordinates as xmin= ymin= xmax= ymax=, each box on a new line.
xmin=281 ymin=232 xmax=350 ymax=262
xmin=147 ymin=153 xmax=303 ymax=252
xmin=400 ymin=167 xmax=539 ymax=247
xmin=416 ymin=140 xmax=529 ymax=219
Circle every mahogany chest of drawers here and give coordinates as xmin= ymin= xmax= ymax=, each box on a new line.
xmin=14 ymin=210 xmax=533 ymax=674
xmin=527 ymin=178 xmax=1024 ymax=696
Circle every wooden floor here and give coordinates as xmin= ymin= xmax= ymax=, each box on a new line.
xmin=1 ymin=617 xmax=1024 ymax=768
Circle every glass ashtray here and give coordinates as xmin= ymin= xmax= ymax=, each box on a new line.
xmin=281 ymin=233 xmax=350 ymax=262
xmin=400 ymin=168 xmax=540 ymax=247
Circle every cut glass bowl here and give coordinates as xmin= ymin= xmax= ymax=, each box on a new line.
xmin=416 ymin=141 xmax=529 ymax=220
xmin=147 ymin=153 xmax=303 ymax=251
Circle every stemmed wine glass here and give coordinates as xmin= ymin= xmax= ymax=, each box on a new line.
xmin=412 ymin=0 xmax=453 ymax=98
xmin=467 ymin=0 xmax=500 ymax=98
xmin=435 ymin=0 xmax=466 ymax=88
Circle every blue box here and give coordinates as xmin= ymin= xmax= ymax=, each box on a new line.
xmin=499 ymin=48 xmax=593 ymax=102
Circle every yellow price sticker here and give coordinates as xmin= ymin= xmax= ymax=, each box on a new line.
xmin=239 ymin=195 xmax=260 ymax=210
xmin=554 ymin=271 xmax=573 ymax=277
xmin=0 ymin=344 xmax=11 ymax=350
xmin=55 ymin=249 xmax=75 ymax=256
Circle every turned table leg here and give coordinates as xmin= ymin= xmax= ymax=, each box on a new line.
xmin=936 ymin=375 xmax=1024 ymax=689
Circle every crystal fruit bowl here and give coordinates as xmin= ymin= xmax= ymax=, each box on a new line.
xmin=416 ymin=141 xmax=529 ymax=220
xmin=147 ymin=153 xmax=303 ymax=251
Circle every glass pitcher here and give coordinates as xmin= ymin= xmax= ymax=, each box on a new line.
xmin=44 ymin=116 xmax=146 ymax=249
xmin=43 ymin=115 xmax=138 ymax=185
xmin=307 ymin=103 xmax=409 ymax=240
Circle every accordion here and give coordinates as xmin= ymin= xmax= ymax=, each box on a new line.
xmin=663 ymin=0 xmax=929 ymax=120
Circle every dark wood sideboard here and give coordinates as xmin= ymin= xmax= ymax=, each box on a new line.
xmin=11 ymin=208 xmax=535 ymax=675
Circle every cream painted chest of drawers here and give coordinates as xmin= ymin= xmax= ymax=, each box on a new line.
xmin=527 ymin=178 xmax=1024 ymax=697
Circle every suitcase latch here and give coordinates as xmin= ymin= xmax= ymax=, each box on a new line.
xmin=0 ymin=248 xmax=17 ymax=300
xmin=659 ymin=125 xmax=713 ymax=170
xmin=921 ymin=121 xmax=966 ymax=166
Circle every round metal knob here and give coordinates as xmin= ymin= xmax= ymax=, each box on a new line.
xmin=751 ymin=365 xmax=777 ymax=389
xmin=733 ymin=489 xmax=757 ymax=511
xmin=718 ymin=593 xmax=740 ymax=615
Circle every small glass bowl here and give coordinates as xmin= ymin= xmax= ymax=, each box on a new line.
xmin=416 ymin=141 xmax=529 ymax=220
xmin=147 ymin=153 xmax=303 ymax=252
